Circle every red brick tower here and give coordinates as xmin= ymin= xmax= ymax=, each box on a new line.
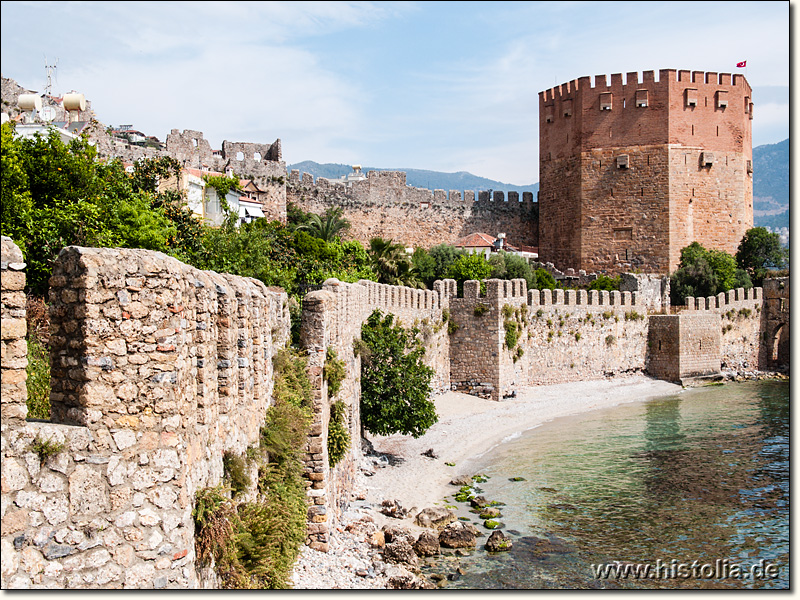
xmin=538 ymin=69 xmax=753 ymax=275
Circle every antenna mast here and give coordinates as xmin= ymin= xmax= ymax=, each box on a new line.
xmin=43 ymin=57 xmax=58 ymax=96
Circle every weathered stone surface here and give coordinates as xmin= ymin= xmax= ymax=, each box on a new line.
xmin=485 ymin=530 xmax=513 ymax=552
xmin=415 ymin=506 xmax=456 ymax=529
xmin=68 ymin=466 xmax=109 ymax=516
xmin=479 ymin=506 xmax=502 ymax=519
xmin=438 ymin=522 xmax=478 ymax=549
xmin=385 ymin=565 xmax=435 ymax=590
xmin=413 ymin=530 xmax=441 ymax=557
xmin=383 ymin=539 xmax=419 ymax=568
xmin=381 ymin=524 xmax=415 ymax=545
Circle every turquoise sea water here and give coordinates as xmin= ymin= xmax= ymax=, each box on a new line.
xmin=433 ymin=380 xmax=789 ymax=589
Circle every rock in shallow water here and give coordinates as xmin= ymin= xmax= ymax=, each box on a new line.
xmin=485 ymin=530 xmax=513 ymax=552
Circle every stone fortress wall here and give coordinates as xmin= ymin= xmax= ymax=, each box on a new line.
xmin=2 ymin=239 xmax=290 ymax=589
xmin=538 ymin=69 xmax=753 ymax=275
xmin=287 ymin=170 xmax=539 ymax=250
xmin=1 ymin=229 xmax=788 ymax=589
xmin=299 ymin=277 xmax=451 ymax=552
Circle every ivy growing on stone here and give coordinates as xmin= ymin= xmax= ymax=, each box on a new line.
xmin=327 ymin=400 xmax=351 ymax=467
xmin=323 ymin=346 xmax=346 ymax=397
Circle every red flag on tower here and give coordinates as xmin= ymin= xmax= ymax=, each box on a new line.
xmin=736 ymin=61 xmax=747 ymax=68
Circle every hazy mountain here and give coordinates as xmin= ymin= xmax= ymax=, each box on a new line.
xmin=288 ymin=161 xmax=539 ymax=195
xmin=752 ymin=138 xmax=789 ymax=229
xmin=292 ymin=138 xmax=787 ymax=224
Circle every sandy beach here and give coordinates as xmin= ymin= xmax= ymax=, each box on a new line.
xmin=292 ymin=374 xmax=684 ymax=588
xmin=362 ymin=374 xmax=683 ymax=524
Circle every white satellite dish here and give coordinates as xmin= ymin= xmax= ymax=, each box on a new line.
xmin=40 ymin=106 xmax=56 ymax=122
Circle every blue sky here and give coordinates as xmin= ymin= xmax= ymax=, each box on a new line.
xmin=0 ymin=1 xmax=790 ymax=184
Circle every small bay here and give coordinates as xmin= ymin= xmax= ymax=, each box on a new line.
xmin=435 ymin=380 xmax=789 ymax=589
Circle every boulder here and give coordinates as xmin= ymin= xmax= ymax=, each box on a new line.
xmin=438 ymin=521 xmax=478 ymax=549
xmin=449 ymin=476 xmax=473 ymax=487
xmin=470 ymin=495 xmax=490 ymax=509
xmin=380 ymin=499 xmax=410 ymax=519
xmin=383 ymin=539 xmax=419 ymax=568
xmin=479 ymin=507 xmax=501 ymax=519
xmin=413 ymin=530 xmax=440 ymax=557
xmin=382 ymin=524 xmax=415 ymax=545
xmin=385 ymin=565 xmax=436 ymax=589
xmin=415 ymin=506 xmax=456 ymax=529
xmin=485 ymin=530 xmax=513 ymax=552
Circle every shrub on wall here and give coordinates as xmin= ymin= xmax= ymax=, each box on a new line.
xmin=327 ymin=400 xmax=351 ymax=467
xmin=323 ymin=347 xmax=346 ymax=397
xmin=194 ymin=348 xmax=311 ymax=589
xmin=360 ymin=309 xmax=436 ymax=438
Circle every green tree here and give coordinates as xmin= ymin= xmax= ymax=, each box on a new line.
xmin=736 ymin=227 xmax=788 ymax=285
xmin=501 ymin=252 xmax=535 ymax=288
xmin=411 ymin=247 xmax=436 ymax=288
xmin=3 ymin=127 xmax=180 ymax=294
xmin=369 ymin=237 xmax=421 ymax=287
xmin=427 ymin=243 xmax=462 ymax=281
xmin=297 ymin=207 xmax=350 ymax=242
xmin=669 ymin=241 xmax=752 ymax=305
xmin=447 ymin=253 xmax=492 ymax=294
xmin=0 ymin=122 xmax=33 ymax=245
xmin=588 ymin=274 xmax=621 ymax=292
xmin=359 ymin=310 xmax=436 ymax=438
xmin=487 ymin=252 xmax=507 ymax=279
xmin=532 ymin=268 xmax=556 ymax=290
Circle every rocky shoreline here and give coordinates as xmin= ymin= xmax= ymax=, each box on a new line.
xmin=291 ymin=456 xmax=509 ymax=590
xmin=290 ymin=372 xmax=789 ymax=590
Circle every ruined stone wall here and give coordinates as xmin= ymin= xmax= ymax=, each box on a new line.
xmin=288 ymin=170 xmax=538 ymax=250
xmin=1 ymin=237 xmax=28 ymax=427
xmin=83 ymin=127 xmax=288 ymax=223
xmin=1 ymin=244 xmax=290 ymax=589
xmin=760 ymin=278 xmax=789 ymax=369
xmin=298 ymin=278 xmax=451 ymax=551
xmin=539 ymin=69 xmax=753 ymax=275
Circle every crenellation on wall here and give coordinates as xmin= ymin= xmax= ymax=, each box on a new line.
xmin=1 ymin=232 xmax=789 ymax=586
xmin=288 ymin=169 xmax=539 ymax=250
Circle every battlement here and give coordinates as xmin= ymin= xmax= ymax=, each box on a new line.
xmin=684 ymin=287 xmax=762 ymax=311
xmin=434 ymin=277 xmax=643 ymax=310
xmin=289 ymin=169 xmax=535 ymax=206
xmin=357 ymin=279 xmax=443 ymax=313
xmin=539 ymin=68 xmax=748 ymax=103
xmin=530 ymin=288 xmax=641 ymax=309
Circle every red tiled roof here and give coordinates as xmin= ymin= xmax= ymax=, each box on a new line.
xmin=454 ymin=232 xmax=496 ymax=248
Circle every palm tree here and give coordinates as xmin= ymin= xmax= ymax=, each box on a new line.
xmin=369 ymin=237 xmax=424 ymax=288
xmin=297 ymin=207 xmax=350 ymax=242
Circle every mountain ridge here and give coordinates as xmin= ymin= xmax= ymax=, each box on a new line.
xmin=287 ymin=161 xmax=539 ymax=194
xmin=291 ymin=138 xmax=788 ymax=228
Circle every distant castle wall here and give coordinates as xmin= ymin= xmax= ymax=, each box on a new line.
xmin=288 ymin=170 xmax=538 ymax=249
xmin=84 ymin=127 xmax=288 ymax=223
